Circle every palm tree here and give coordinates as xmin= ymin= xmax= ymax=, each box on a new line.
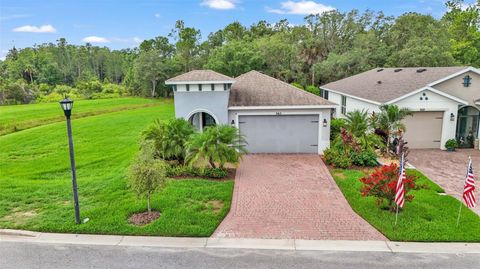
xmin=373 ymin=105 xmax=413 ymax=152
xmin=185 ymin=125 xmax=247 ymax=168
xmin=143 ymin=118 xmax=195 ymax=164
xmin=343 ymin=109 xmax=384 ymax=150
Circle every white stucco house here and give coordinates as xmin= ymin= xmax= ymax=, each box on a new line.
xmin=320 ymin=66 xmax=480 ymax=149
xmin=165 ymin=70 xmax=336 ymax=154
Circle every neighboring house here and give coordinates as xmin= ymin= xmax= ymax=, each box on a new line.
xmin=165 ymin=70 xmax=336 ymax=154
xmin=320 ymin=66 xmax=480 ymax=150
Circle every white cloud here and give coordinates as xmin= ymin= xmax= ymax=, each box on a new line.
xmin=133 ymin=37 xmax=143 ymax=43
xmin=267 ymin=1 xmax=334 ymax=15
xmin=82 ymin=36 xmax=110 ymax=43
xmin=12 ymin=24 xmax=56 ymax=33
xmin=154 ymin=13 xmax=161 ymax=18
xmin=201 ymin=0 xmax=236 ymax=10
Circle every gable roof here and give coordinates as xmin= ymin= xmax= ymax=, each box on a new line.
xmin=321 ymin=67 xmax=468 ymax=103
xmin=229 ymin=70 xmax=335 ymax=107
xmin=165 ymin=70 xmax=234 ymax=84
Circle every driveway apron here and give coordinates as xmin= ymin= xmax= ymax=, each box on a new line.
xmin=409 ymin=149 xmax=480 ymax=215
xmin=213 ymin=154 xmax=387 ymax=240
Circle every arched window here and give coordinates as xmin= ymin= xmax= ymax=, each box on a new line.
xmin=188 ymin=111 xmax=217 ymax=131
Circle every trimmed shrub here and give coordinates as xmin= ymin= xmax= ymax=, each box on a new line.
xmin=324 ymin=147 xmax=352 ymax=168
xmin=203 ymin=167 xmax=228 ymax=179
xmin=350 ymin=149 xmax=378 ymax=167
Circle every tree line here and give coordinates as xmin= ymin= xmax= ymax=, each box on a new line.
xmin=0 ymin=0 xmax=478 ymax=105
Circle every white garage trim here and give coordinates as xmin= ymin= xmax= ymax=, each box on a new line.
xmin=234 ymin=111 xmax=325 ymax=154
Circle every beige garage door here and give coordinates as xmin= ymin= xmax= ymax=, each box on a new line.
xmin=403 ymin=111 xmax=443 ymax=149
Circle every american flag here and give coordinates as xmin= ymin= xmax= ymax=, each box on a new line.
xmin=463 ymin=159 xmax=476 ymax=208
xmin=395 ymin=153 xmax=406 ymax=208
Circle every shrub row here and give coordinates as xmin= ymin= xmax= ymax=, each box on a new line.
xmin=165 ymin=165 xmax=228 ymax=179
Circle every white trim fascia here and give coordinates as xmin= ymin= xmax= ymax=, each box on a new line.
xmin=427 ymin=67 xmax=480 ymax=87
xmin=386 ymin=86 xmax=468 ymax=105
xmin=165 ymin=80 xmax=235 ymax=85
xmin=319 ymin=87 xmax=382 ymax=106
xmin=228 ymin=105 xmax=337 ymax=110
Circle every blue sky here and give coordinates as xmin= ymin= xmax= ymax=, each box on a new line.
xmin=0 ymin=0 xmax=475 ymax=59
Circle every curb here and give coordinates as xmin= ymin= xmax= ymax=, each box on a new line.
xmin=1 ymin=229 xmax=479 ymax=254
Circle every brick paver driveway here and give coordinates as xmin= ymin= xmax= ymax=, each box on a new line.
xmin=409 ymin=149 xmax=480 ymax=215
xmin=213 ymin=154 xmax=386 ymax=240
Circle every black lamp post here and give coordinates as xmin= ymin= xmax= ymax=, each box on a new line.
xmin=60 ymin=98 xmax=81 ymax=224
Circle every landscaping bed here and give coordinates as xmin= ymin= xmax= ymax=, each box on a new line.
xmin=330 ymin=168 xmax=480 ymax=242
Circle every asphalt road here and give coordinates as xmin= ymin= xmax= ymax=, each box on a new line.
xmin=1 ymin=242 xmax=479 ymax=269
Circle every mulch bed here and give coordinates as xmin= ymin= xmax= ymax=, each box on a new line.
xmin=128 ymin=211 xmax=160 ymax=226
xmin=171 ymin=168 xmax=236 ymax=181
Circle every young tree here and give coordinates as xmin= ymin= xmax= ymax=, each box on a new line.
xmin=128 ymin=143 xmax=168 ymax=213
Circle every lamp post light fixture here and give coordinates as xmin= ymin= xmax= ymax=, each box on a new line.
xmin=60 ymin=98 xmax=81 ymax=224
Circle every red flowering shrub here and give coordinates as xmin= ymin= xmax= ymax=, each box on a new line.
xmin=359 ymin=163 xmax=417 ymax=211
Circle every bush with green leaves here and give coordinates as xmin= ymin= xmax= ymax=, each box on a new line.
xmin=350 ymin=148 xmax=378 ymax=167
xmin=330 ymin=118 xmax=346 ymax=140
xmin=128 ymin=143 xmax=168 ymax=213
xmin=165 ymin=164 xmax=228 ymax=179
xmin=143 ymin=118 xmax=195 ymax=164
xmin=324 ymin=147 xmax=352 ymax=168
xmin=305 ymin=85 xmax=320 ymax=95
xmin=290 ymin=82 xmax=304 ymax=90
xmin=445 ymin=139 xmax=458 ymax=150
xmin=203 ymin=167 xmax=228 ymax=178
xmin=186 ymin=125 xmax=246 ymax=168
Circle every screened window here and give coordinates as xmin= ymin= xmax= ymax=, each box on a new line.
xmin=341 ymin=95 xmax=347 ymax=115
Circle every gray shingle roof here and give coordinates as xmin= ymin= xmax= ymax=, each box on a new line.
xmin=321 ymin=67 xmax=468 ymax=103
xmin=165 ymin=70 xmax=234 ymax=83
xmin=229 ymin=70 xmax=335 ymax=107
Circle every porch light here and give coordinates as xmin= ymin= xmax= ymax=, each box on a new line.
xmin=323 ymin=118 xmax=328 ymax=127
xmin=231 ymin=120 xmax=235 ymax=126
xmin=450 ymin=113 xmax=455 ymax=121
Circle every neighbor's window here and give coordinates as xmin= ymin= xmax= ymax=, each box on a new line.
xmin=323 ymin=90 xmax=329 ymax=100
xmin=341 ymin=95 xmax=347 ymax=115
xmin=463 ymin=75 xmax=472 ymax=87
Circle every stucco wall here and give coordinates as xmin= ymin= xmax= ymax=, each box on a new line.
xmin=174 ymin=90 xmax=229 ymax=124
xmin=433 ymin=71 xmax=480 ymax=106
xmin=392 ymin=89 xmax=459 ymax=150
xmin=228 ymin=108 xmax=331 ymax=154
xmin=328 ymin=91 xmax=380 ymax=118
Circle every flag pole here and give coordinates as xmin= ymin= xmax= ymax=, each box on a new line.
xmin=395 ymin=204 xmax=399 ymax=226
xmin=456 ymin=156 xmax=470 ymax=227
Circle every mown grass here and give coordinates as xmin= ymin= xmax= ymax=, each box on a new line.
xmin=0 ymin=97 xmax=166 ymax=136
xmin=331 ymin=168 xmax=480 ymax=242
xmin=0 ymin=101 xmax=233 ymax=236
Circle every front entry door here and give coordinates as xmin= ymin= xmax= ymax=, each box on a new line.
xmin=456 ymin=106 xmax=480 ymax=148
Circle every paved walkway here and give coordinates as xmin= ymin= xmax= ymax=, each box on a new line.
xmin=409 ymin=149 xmax=480 ymax=215
xmin=213 ymin=154 xmax=386 ymax=240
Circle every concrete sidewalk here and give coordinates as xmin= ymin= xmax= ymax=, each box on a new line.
xmin=1 ymin=229 xmax=479 ymax=254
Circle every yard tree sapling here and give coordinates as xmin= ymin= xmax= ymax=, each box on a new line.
xmin=128 ymin=142 xmax=168 ymax=213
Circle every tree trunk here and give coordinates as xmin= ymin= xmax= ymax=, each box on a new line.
xmin=147 ymin=192 xmax=151 ymax=213
xmin=209 ymin=158 xmax=217 ymax=169
xmin=151 ymin=80 xmax=156 ymax=98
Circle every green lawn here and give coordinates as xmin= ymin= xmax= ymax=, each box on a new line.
xmin=331 ymin=169 xmax=480 ymax=242
xmin=0 ymin=99 xmax=233 ymax=236
xmin=0 ymin=97 xmax=166 ymax=136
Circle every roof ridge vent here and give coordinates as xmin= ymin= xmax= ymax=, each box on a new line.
xmin=416 ymin=68 xmax=427 ymax=73
xmin=394 ymin=68 xmax=403 ymax=72
xmin=377 ymin=80 xmax=382 ymax=84
xmin=377 ymin=68 xmax=384 ymax=72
